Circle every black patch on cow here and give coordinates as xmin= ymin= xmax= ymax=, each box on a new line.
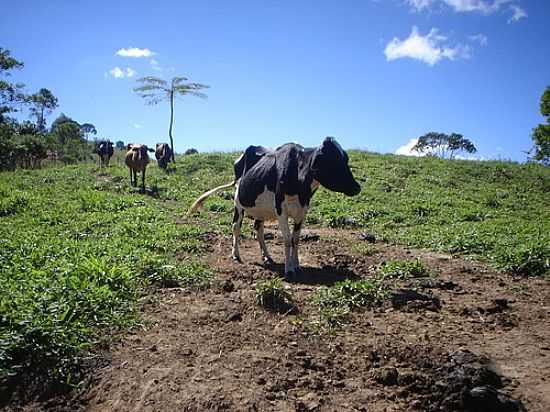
xmin=309 ymin=137 xmax=361 ymax=196
xmin=233 ymin=145 xmax=272 ymax=181
xmin=94 ymin=141 xmax=114 ymax=162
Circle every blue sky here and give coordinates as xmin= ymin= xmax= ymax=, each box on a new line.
xmin=2 ymin=0 xmax=549 ymax=160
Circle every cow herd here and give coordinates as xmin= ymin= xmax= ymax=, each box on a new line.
xmin=93 ymin=137 xmax=361 ymax=279
xmin=93 ymin=141 xmax=175 ymax=190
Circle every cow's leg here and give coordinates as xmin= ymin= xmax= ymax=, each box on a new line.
xmin=291 ymin=221 xmax=302 ymax=272
xmin=254 ymin=220 xmax=273 ymax=265
xmin=129 ymin=168 xmax=134 ymax=187
xmin=277 ymin=214 xmax=294 ymax=280
xmin=141 ymin=168 xmax=146 ymax=191
xmin=231 ymin=207 xmax=244 ymax=262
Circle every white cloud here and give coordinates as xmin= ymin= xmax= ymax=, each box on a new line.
xmin=407 ymin=0 xmax=436 ymax=11
xmin=395 ymin=138 xmax=426 ymax=156
xmin=508 ymin=4 xmax=527 ymax=22
xmin=385 ymin=26 xmax=471 ymax=66
xmin=115 ymin=47 xmax=155 ymax=58
xmin=469 ymin=33 xmax=488 ymax=46
xmin=406 ymin=0 xmax=526 ymax=21
xmin=108 ymin=67 xmax=137 ymax=79
xmin=443 ymin=0 xmax=511 ymax=13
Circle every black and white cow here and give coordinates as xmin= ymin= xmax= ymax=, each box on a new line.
xmin=93 ymin=140 xmax=114 ymax=167
xmin=188 ymin=137 xmax=361 ymax=280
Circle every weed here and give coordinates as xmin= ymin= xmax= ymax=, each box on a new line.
xmin=351 ymin=243 xmax=378 ymax=256
xmin=313 ymin=279 xmax=389 ymax=327
xmin=378 ymin=259 xmax=429 ymax=280
xmin=255 ymin=278 xmax=296 ymax=314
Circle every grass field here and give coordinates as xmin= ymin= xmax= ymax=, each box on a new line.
xmin=0 ymin=150 xmax=549 ymax=396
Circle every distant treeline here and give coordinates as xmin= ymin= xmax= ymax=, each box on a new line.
xmin=0 ymin=47 xmax=128 ymax=170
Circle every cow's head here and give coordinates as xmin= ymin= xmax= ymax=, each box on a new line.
xmin=310 ymin=137 xmax=361 ymax=196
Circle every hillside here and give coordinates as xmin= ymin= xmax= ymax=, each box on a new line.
xmin=0 ymin=151 xmax=549 ymax=410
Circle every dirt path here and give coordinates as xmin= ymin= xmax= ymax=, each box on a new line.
xmin=73 ymin=225 xmax=549 ymax=411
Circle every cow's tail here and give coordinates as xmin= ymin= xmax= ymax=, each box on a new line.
xmin=187 ymin=181 xmax=236 ymax=215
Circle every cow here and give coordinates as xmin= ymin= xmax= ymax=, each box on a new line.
xmin=93 ymin=140 xmax=114 ymax=167
xmin=125 ymin=144 xmax=154 ymax=190
xmin=188 ymin=137 xmax=361 ymax=280
xmin=155 ymin=143 xmax=173 ymax=170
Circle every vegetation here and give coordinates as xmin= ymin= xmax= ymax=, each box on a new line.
xmin=412 ymin=132 xmax=477 ymax=159
xmin=134 ymin=76 xmax=209 ymax=161
xmin=0 ymin=141 xmax=548 ymax=394
xmin=0 ymin=48 xmax=103 ymax=170
xmin=313 ymin=279 xmax=389 ymax=327
xmin=531 ymin=86 xmax=550 ymax=164
xmin=255 ymin=278 xmax=295 ymax=313
xmin=377 ymin=259 xmax=429 ymax=280
xmin=0 ymin=47 xmax=25 ymax=123
xmin=0 ymin=164 xmax=213 ymax=392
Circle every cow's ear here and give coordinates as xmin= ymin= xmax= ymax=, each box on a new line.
xmin=127 ymin=144 xmax=132 ymax=150
xmin=156 ymin=143 xmax=160 ymax=148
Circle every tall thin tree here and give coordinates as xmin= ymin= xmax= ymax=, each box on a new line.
xmin=134 ymin=76 xmax=208 ymax=161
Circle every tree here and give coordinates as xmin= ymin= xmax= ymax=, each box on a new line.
xmin=134 ymin=76 xmax=209 ymax=161
xmin=0 ymin=48 xmax=26 ymax=124
xmin=29 ymin=88 xmax=58 ymax=131
xmin=412 ymin=132 xmax=477 ymax=159
xmin=51 ymin=113 xmax=79 ymax=132
xmin=115 ymin=140 xmax=125 ymax=150
xmin=80 ymin=123 xmax=97 ymax=141
xmin=530 ymin=86 xmax=550 ymax=164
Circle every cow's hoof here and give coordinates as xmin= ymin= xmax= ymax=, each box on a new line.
xmin=232 ymin=256 xmax=242 ymax=263
xmin=284 ymin=271 xmax=296 ymax=282
xmin=263 ymin=257 xmax=274 ymax=266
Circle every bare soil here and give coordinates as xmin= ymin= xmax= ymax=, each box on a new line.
xmin=11 ymin=226 xmax=550 ymax=411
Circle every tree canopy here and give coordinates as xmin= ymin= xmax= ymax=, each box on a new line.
xmin=134 ymin=75 xmax=209 ymax=161
xmin=29 ymin=88 xmax=58 ymax=131
xmin=0 ymin=48 xmax=26 ymax=123
xmin=531 ymin=86 xmax=550 ymax=164
xmin=412 ymin=132 xmax=477 ymax=159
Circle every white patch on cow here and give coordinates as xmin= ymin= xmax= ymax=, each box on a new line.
xmin=236 ymin=185 xmax=278 ymax=221
xmin=284 ymin=194 xmax=307 ymax=222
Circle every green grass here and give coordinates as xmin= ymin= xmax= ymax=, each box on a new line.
xmin=377 ymin=259 xmax=430 ymax=280
xmin=313 ymin=279 xmax=389 ymax=327
xmin=1 ymin=149 xmax=549 ymax=392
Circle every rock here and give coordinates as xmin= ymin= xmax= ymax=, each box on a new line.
xmin=463 ymin=385 xmax=526 ymax=412
xmin=358 ymin=232 xmax=376 ymax=243
xmin=226 ymin=311 xmax=242 ymax=322
xmin=301 ymin=232 xmax=320 ymax=242
xmin=373 ymin=366 xmax=398 ymax=386
xmin=221 ymin=279 xmax=235 ymax=293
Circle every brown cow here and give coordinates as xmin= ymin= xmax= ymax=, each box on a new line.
xmin=125 ymin=144 xmax=154 ymax=190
